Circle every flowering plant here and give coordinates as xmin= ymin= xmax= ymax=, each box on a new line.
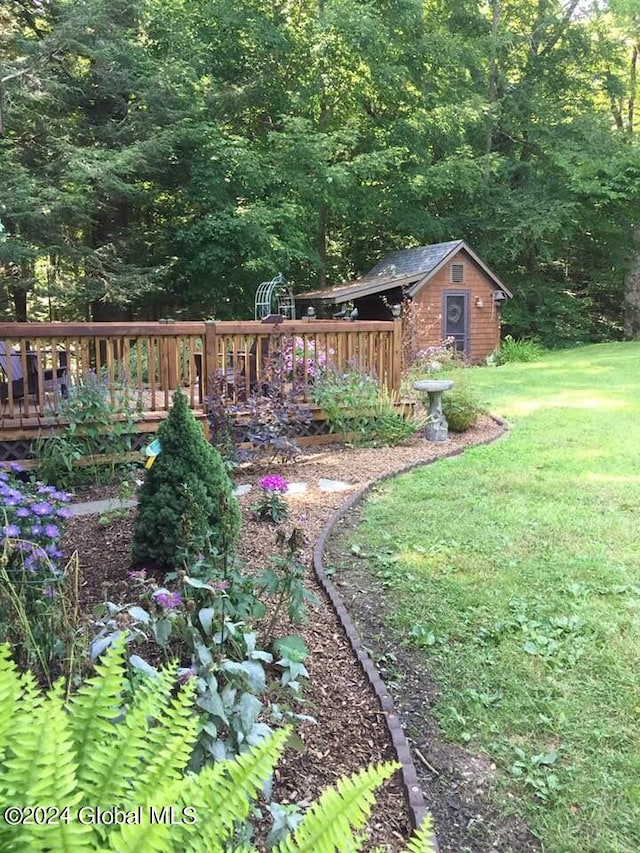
xmin=282 ymin=337 xmax=332 ymax=381
xmin=0 ymin=465 xmax=71 ymax=580
xmin=0 ymin=464 xmax=74 ymax=677
xmin=252 ymin=474 xmax=289 ymax=523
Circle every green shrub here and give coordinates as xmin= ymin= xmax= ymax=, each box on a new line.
xmin=493 ymin=335 xmax=546 ymax=365
xmin=312 ymin=366 xmax=414 ymax=446
xmin=369 ymin=390 xmax=416 ymax=446
xmin=442 ymin=383 xmax=484 ymax=432
xmin=132 ymin=390 xmax=240 ymax=571
xmin=0 ymin=638 xmax=436 ymax=852
xmin=311 ymin=364 xmax=380 ymax=443
xmin=34 ymin=372 xmax=140 ymax=488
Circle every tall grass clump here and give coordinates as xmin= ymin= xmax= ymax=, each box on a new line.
xmin=493 ymin=335 xmax=545 ymax=364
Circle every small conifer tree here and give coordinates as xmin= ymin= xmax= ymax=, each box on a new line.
xmin=132 ymin=390 xmax=241 ymax=570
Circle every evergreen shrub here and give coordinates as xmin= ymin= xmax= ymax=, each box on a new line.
xmin=131 ymin=390 xmax=240 ymax=570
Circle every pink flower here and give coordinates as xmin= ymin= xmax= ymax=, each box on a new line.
xmin=259 ymin=474 xmax=288 ymax=493
xmin=154 ymin=590 xmax=182 ymax=609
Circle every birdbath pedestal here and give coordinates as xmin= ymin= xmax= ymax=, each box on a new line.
xmin=413 ymin=379 xmax=454 ymax=442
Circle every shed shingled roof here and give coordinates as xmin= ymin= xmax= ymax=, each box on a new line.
xmin=366 ymin=240 xmax=463 ymax=278
xmin=296 ymin=240 xmax=512 ymax=303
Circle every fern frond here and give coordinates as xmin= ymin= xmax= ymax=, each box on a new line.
xmin=402 ymin=815 xmax=437 ymax=853
xmin=126 ymin=677 xmax=198 ymax=803
xmin=0 ymin=657 xmax=43 ymax=783
xmin=179 ymin=727 xmax=291 ymax=850
xmin=107 ymin=819 xmax=173 ymax=853
xmin=0 ymin=678 xmax=94 ymax=852
xmin=86 ymin=664 xmax=177 ymax=804
xmin=68 ymin=636 xmax=128 ymax=790
xmin=0 ymin=645 xmax=22 ymax=758
xmin=276 ymin=761 xmax=401 ymax=853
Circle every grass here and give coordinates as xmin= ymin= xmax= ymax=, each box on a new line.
xmin=346 ymin=342 xmax=640 ymax=852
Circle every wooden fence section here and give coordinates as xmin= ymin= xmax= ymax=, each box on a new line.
xmin=0 ymin=319 xmax=402 ymax=438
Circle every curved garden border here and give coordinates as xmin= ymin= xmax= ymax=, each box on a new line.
xmin=312 ymin=415 xmax=509 ymax=848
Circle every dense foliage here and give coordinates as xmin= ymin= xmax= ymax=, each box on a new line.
xmin=132 ymin=390 xmax=241 ymax=570
xmin=1 ymin=0 xmax=640 ymax=342
xmin=0 ymin=639 xmax=436 ymax=851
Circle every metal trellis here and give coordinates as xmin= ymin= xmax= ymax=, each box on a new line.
xmin=254 ymin=273 xmax=296 ymax=320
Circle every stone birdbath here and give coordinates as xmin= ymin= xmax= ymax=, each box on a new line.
xmin=413 ymin=379 xmax=454 ymax=442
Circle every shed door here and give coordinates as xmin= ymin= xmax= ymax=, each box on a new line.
xmin=442 ymin=291 xmax=469 ymax=356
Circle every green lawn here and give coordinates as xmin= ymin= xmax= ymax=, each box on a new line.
xmin=349 ymin=342 xmax=640 ymax=852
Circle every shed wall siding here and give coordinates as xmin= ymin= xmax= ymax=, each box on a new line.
xmin=410 ymin=251 xmax=501 ymax=362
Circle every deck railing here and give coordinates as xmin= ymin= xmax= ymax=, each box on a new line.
xmin=0 ymin=319 xmax=402 ymax=427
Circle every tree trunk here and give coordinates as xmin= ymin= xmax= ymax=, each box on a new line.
xmin=624 ymin=224 xmax=640 ymax=339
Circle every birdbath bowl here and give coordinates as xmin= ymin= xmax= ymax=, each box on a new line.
xmin=413 ymin=379 xmax=454 ymax=442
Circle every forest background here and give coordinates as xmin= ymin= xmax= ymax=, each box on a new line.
xmin=1 ymin=0 xmax=640 ymax=348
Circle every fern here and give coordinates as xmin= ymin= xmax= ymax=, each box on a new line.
xmin=0 ymin=646 xmax=22 ymax=757
xmin=126 ymin=677 xmax=198 ymax=804
xmin=0 ymin=642 xmax=437 ymax=853
xmin=275 ymin=762 xmax=399 ymax=853
xmin=401 ymin=815 xmax=437 ymax=853
xmin=191 ymin=726 xmax=291 ymax=845
xmin=68 ymin=635 xmax=128 ymax=791
xmin=87 ymin=664 xmax=178 ymax=805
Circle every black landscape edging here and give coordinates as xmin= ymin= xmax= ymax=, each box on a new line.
xmin=311 ymin=415 xmax=509 ymax=848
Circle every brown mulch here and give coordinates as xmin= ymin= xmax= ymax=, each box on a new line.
xmin=61 ymin=416 xmax=539 ymax=851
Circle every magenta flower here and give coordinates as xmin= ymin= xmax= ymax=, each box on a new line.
xmin=154 ymin=590 xmax=182 ymax=609
xmin=259 ymin=474 xmax=288 ymax=493
xmin=127 ymin=568 xmax=147 ymax=581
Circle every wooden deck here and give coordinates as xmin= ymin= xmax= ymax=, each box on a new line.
xmin=0 ymin=319 xmax=403 ymax=464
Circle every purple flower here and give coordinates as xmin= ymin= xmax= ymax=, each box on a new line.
xmin=0 ymin=472 xmax=8 ymax=483
xmin=30 ymin=525 xmax=43 ymax=537
xmin=15 ymin=507 xmax=31 ymax=518
xmin=127 ymin=568 xmax=147 ymax=581
xmin=51 ymin=491 xmax=71 ymax=502
xmin=42 ymin=586 xmax=56 ymax=599
xmin=45 ymin=544 xmax=63 ymax=559
xmin=210 ymin=580 xmax=230 ymax=592
xmin=154 ymin=590 xmax=182 ymax=610
xmin=9 ymin=462 xmax=23 ymax=474
xmin=56 ymin=507 xmax=73 ymax=519
xmin=44 ymin=524 xmax=60 ymax=538
xmin=37 ymin=485 xmax=56 ymax=495
xmin=259 ymin=474 xmax=288 ymax=493
xmin=32 ymin=502 xmax=53 ymax=517
xmin=3 ymin=524 xmax=20 ymax=538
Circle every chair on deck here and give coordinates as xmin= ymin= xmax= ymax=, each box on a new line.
xmin=194 ymin=350 xmax=246 ymax=402
xmin=0 ymin=344 xmax=68 ymax=406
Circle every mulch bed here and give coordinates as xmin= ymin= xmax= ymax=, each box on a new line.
xmin=61 ymin=416 xmax=539 ymax=851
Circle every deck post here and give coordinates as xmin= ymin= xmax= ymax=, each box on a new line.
xmin=391 ymin=317 xmax=403 ymax=393
xmin=204 ymin=321 xmax=217 ymax=402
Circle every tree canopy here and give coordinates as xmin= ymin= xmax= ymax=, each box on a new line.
xmin=1 ymin=0 xmax=639 ymax=343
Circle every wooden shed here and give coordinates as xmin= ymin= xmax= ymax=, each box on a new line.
xmin=296 ymin=240 xmax=512 ymax=363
